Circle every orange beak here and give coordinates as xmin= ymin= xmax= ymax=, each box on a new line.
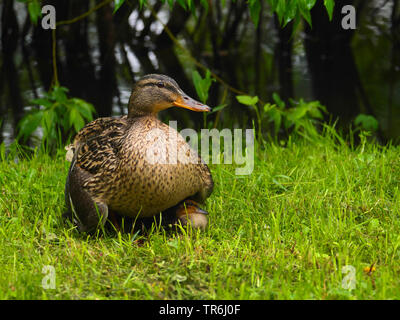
xmin=172 ymin=95 xmax=211 ymax=112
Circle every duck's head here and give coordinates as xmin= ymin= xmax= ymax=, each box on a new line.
xmin=128 ymin=74 xmax=211 ymax=118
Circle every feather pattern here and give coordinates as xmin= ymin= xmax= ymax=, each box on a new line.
xmin=64 ymin=74 xmax=213 ymax=229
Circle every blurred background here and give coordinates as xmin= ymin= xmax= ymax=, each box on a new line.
xmin=0 ymin=0 xmax=399 ymax=148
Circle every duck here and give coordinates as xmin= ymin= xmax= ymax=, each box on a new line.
xmin=64 ymin=74 xmax=214 ymax=233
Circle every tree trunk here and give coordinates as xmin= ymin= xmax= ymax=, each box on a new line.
xmin=387 ymin=0 xmax=400 ymax=140
xmin=95 ymin=0 xmax=117 ymax=117
xmin=31 ymin=1 xmax=54 ymax=90
xmin=63 ymin=1 xmax=98 ymax=107
xmin=304 ymin=0 xmax=362 ymax=125
xmin=154 ymin=3 xmax=200 ymax=126
xmin=275 ymin=17 xmax=294 ymax=103
xmin=1 ymin=0 xmax=24 ymax=135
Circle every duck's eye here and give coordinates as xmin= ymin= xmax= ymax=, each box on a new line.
xmin=157 ymin=81 xmax=165 ymax=88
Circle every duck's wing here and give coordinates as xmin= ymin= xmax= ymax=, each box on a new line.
xmin=65 ymin=115 xmax=128 ymax=162
xmin=65 ymin=117 xmax=127 ymax=232
xmin=73 ymin=118 xmax=127 ymax=175
xmin=67 ymin=117 xmax=128 ymax=203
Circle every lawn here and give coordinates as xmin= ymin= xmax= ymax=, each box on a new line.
xmin=0 ymin=131 xmax=399 ymax=300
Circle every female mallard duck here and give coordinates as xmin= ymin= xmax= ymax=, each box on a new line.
xmin=64 ymin=74 xmax=213 ymax=233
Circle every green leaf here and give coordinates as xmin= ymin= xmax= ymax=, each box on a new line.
xmin=304 ymin=0 xmax=317 ymax=10
xmin=354 ymin=114 xmax=379 ymax=132
xmin=31 ymin=98 xmax=53 ymax=109
xmin=167 ymin=0 xmax=175 ymax=8
xmin=0 ymin=142 xmax=5 ymax=161
xmin=272 ymin=92 xmax=285 ymax=108
xmin=268 ymin=108 xmax=282 ymax=135
xmin=192 ymin=71 xmax=205 ymax=103
xmin=139 ymin=0 xmax=147 ymax=9
xmin=263 ymin=103 xmax=275 ymax=113
xmin=113 ymin=0 xmax=126 ymax=13
xmin=268 ymin=0 xmax=278 ymax=11
xmin=298 ymin=0 xmax=314 ymax=27
xmin=307 ymin=107 xmax=323 ymax=119
xmin=42 ymin=110 xmax=55 ymax=131
xmin=275 ymin=0 xmax=286 ymax=25
xmin=249 ymin=0 xmax=261 ymax=27
xmin=236 ymin=95 xmax=259 ymax=106
xmin=28 ymin=0 xmax=41 ymax=25
xmin=69 ymin=108 xmax=85 ymax=133
xmin=200 ymin=0 xmax=209 ymax=12
xmin=18 ymin=110 xmax=43 ymax=141
xmin=42 ymin=109 xmax=57 ymax=139
xmin=187 ymin=0 xmax=196 ymax=16
xmin=288 ymin=106 xmax=308 ymax=121
xmin=282 ymin=0 xmax=298 ymax=27
xmin=192 ymin=70 xmax=214 ymax=103
xmin=71 ymin=99 xmax=95 ymax=121
xmin=307 ymin=101 xmax=325 ymax=119
xmin=18 ymin=85 xmax=95 ymax=150
xmin=176 ymin=0 xmax=187 ymax=10
xmin=208 ymin=104 xmax=227 ymax=114
xmin=324 ymin=0 xmax=335 ymax=20
xmin=50 ymin=86 xmax=68 ymax=103
xmin=299 ymin=9 xmax=312 ymax=27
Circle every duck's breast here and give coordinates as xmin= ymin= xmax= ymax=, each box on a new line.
xmin=107 ymin=117 xmax=206 ymax=217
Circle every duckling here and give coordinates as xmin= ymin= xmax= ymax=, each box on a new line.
xmin=64 ymin=74 xmax=213 ymax=233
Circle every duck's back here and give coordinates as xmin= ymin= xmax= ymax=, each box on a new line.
xmin=66 ymin=115 xmax=128 ymax=162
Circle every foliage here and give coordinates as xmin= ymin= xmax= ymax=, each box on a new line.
xmin=17 ymin=86 xmax=95 ymax=152
xmin=262 ymin=0 xmax=335 ymax=28
xmin=113 ymin=0 xmax=126 ymax=13
xmin=354 ymin=114 xmax=379 ymax=133
xmin=324 ymin=0 xmax=335 ymax=20
xmin=236 ymin=95 xmax=263 ymax=142
xmin=19 ymin=0 xmax=336 ymax=29
xmin=191 ymin=70 xmax=230 ymax=128
xmin=16 ymin=0 xmax=42 ymax=25
xmin=236 ymin=93 xmax=327 ymax=141
xmin=191 ymin=70 xmax=215 ymax=104
xmin=112 ymin=0 xmax=336 ymax=28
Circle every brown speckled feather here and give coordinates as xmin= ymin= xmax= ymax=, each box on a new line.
xmin=65 ymin=74 xmax=214 ymax=228
xmin=70 ymin=115 xmax=213 ymax=218
xmin=65 ymin=116 xmax=128 ymax=162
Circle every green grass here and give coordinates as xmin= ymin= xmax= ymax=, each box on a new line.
xmin=0 ymin=132 xmax=400 ymax=300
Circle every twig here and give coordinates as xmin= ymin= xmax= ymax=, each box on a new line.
xmin=52 ymin=0 xmax=266 ymax=110
xmin=213 ymin=86 xmax=228 ymax=129
xmin=50 ymin=0 xmax=115 ymax=87
xmin=51 ymin=28 xmax=58 ymax=87
xmin=56 ymin=0 xmax=114 ymax=27
xmin=147 ymin=3 xmax=261 ymax=101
